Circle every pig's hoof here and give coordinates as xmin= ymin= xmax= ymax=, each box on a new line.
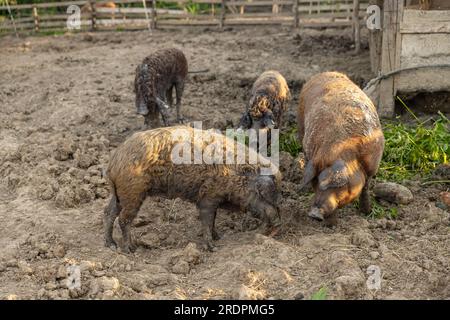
xmin=359 ymin=203 xmax=371 ymax=215
xmin=265 ymin=225 xmax=281 ymax=237
xmin=308 ymin=209 xmax=324 ymax=221
xmin=105 ymin=239 xmax=117 ymax=251
xmin=202 ymin=241 xmax=216 ymax=252
xmin=121 ymin=244 xmax=137 ymax=254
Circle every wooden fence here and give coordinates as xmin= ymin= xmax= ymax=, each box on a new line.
xmin=0 ymin=0 xmax=370 ymax=33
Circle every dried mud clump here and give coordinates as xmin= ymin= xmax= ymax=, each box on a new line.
xmin=31 ymin=135 xmax=111 ymax=207
xmin=54 ymin=137 xmax=76 ymax=161
xmin=55 ymin=184 xmax=95 ymax=208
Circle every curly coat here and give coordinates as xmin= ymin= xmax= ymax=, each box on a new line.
xmin=297 ymin=72 xmax=385 ymax=222
xmin=104 ymin=126 xmax=282 ymax=252
xmin=134 ymin=48 xmax=188 ymax=128
xmin=239 ymin=70 xmax=291 ymax=130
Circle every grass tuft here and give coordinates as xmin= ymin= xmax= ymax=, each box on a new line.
xmin=379 ymin=104 xmax=449 ymax=182
xmin=279 ymin=127 xmax=302 ymax=157
xmin=311 ymin=287 xmax=328 ymax=300
xmin=279 ymin=108 xmax=449 ymax=183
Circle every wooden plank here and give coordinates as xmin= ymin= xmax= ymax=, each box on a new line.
xmin=400 ymin=33 xmax=450 ymax=67
xmin=293 ymin=0 xmax=299 ymax=28
xmin=393 ymin=0 xmax=403 ymax=96
xmin=296 ymin=3 xmax=369 ymax=11
xmin=0 ymin=1 xmax=87 ymax=10
xmin=2 ymin=17 xmax=35 ymax=23
xmin=368 ymin=0 xmax=383 ymax=73
xmin=0 ymin=23 xmax=35 ymax=30
xmin=220 ymin=0 xmax=225 ymax=28
xmin=401 ymin=9 xmax=450 ymax=33
xmin=0 ymin=0 xmax=370 ymax=10
xmin=88 ymin=0 xmax=96 ymax=30
xmin=379 ymin=0 xmax=400 ymax=118
xmin=33 ymin=6 xmax=39 ymax=32
xmin=353 ymin=0 xmax=360 ymax=53
xmin=396 ymin=69 xmax=450 ymax=92
xmin=227 ymin=12 xmax=292 ymax=18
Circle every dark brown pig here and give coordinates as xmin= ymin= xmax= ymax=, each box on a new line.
xmin=134 ymin=48 xmax=188 ymax=128
xmin=238 ymin=70 xmax=291 ymax=131
xmin=104 ymin=126 xmax=282 ymax=253
xmin=297 ymin=72 xmax=385 ymax=221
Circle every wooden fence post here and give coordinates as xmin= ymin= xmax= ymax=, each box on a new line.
xmin=379 ymin=0 xmax=402 ymax=118
xmin=151 ymin=0 xmax=157 ymax=29
xmin=369 ymin=0 xmax=383 ymax=73
xmin=353 ymin=0 xmax=360 ymax=53
xmin=293 ymin=0 xmax=299 ymax=28
xmin=89 ymin=0 xmax=97 ymax=31
xmin=142 ymin=0 xmax=151 ymax=31
xmin=33 ymin=6 xmax=39 ymax=32
xmin=220 ymin=0 xmax=226 ymax=29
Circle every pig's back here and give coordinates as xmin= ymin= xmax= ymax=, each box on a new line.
xmin=298 ymin=72 xmax=382 ymax=163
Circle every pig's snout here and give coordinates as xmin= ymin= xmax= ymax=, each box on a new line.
xmin=308 ymin=207 xmax=324 ymax=221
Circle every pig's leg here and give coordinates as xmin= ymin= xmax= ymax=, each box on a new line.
xmin=166 ymin=86 xmax=173 ymax=108
xmin=197 ymin=199 xmax=219 ymax=251
xmin=359 ymin=177 xmax=371 ymax=214
xmin=118 ymin=198 xmax=144 ymax=253
xmin=174 ymin=80 xmax=185 ymax=123
xmin=104 ymin=189 xmax=121 ymax=249
xmin=212 ymin=210 xmax=221 ymax=240
xmin=144 ymin=107 xmax=161 ymax=129
xmin=158 ymin=103 xmax=171 ymax=127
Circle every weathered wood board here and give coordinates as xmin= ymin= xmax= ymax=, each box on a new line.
xmin=396 ymin=9 xmax=450 ymax=93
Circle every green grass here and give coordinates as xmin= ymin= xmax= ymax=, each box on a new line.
xmin=311 ymin=287 xmax=328 ymax=300
xmin=279 ymin=110 xmax=450 ymax=183
xmin=379 ymin=106 xmax=449 ymax=182
xmin=353 ymin=198 xmax=399 ymax=219
xmin=278 ymin=102 xmax=449 ymax=220
xmin=279 ymin=127 xmax=302 ymax=157
xmin=367 ymin=200 xmax=399 ymax=220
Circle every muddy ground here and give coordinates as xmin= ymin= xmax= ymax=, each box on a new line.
xmin=0 ymin=27 xmax=449 ymax=300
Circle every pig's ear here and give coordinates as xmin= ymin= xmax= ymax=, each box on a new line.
xmin=238 ymin=112 xmax=252 ymax=130
xmin=299 ymin=160 xmax=315 ymax=190
xmin=318 ymin=159 xmax=348 ymax=190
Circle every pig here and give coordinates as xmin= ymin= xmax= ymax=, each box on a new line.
xmin=104 ymin=126 xmax=282 ymax=253
xmin=134 ymin=48 xmax=188 ymax=128
xmin=297 ymin=72 xmax=385 ymax=222
xmin=238 ymin=70 xmax=291 ymax=131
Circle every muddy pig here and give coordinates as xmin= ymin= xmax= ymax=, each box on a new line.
xmin=104 ymin=126 xmax=282 ymax=252
xmin=238 ymin=70 xmax=291 ymax=131
xmin=134 ymin=48 xmax=188 ymax=128
xmin=297 ymin=72 xmax=385 ymax=221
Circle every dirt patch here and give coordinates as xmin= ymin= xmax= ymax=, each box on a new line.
xmin=0 ymin=27 xmax=448 ymax=300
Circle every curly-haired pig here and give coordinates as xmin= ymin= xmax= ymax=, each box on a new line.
xmin=238 ymin=70 xmax=291 ymax=131
xmin=297 ymin=72 xmax=385 ymax=222
xmin=104 ymin=126 xmax=282 ymax=252
xmin=134 ymin=48 xmax=188 ymax=128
